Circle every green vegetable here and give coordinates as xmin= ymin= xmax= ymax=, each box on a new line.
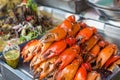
xmin=31 ymin=2 xmax=37 ymax=12
xmin=27 ymin=0 xmax=37 ymax=12
xmin=20 ymin=29 xmax=38 ymax=43
xmin=20 ymin=37 xmax=26 ymax=43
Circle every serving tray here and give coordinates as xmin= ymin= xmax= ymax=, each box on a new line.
xmin=0 ymin=6 xmax=120 ymax=80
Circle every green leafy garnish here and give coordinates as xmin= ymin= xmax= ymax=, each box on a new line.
xmin=27 ymin=0 xmax=37 ymax=12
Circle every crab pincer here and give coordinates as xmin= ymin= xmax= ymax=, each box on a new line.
xmin=74 ymin=63 xmax=92 ymax=80
xmin=21 ymin=39 xmax=41 ymax=62
xmin=55 ymin=56 xmax=83 ymax=80
xmin=34 ymin=56 xmax=58 ymax=80
xmin=30 ymin=39 xmax=67 ymax=70
xmin=40 ymin=27 xmax=67 ymax=43
xmin=96 ymin=43 xmax=118 ymax=68
xmin=76 ymin=27 xmax=97 ymax=44
xmin=54 ymin=45 xmax=80 ymax=71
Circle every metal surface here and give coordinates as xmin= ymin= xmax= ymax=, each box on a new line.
xmin=88 ymin=0 xmax=115 ymax=10
xmin=87 ymin=0 xmax=120 ymax=21
xmin=0 ymin=6 xmax=120 ymax=80
xmin=0 ymin=60 xmax=32 ymax=80
xmin=35 ymin=0 xmax=90 ymax=14
xmin=38 ymin=6 xmax=80 ymax=21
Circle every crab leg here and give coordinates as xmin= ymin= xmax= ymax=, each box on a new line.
xmin=108 ymin=59 xmax=120 ymax=71
xmin=96 ymin=43 xmax=118 ymax=68
xmin=83 ymin=34 xmax=101 ymax=53
xmin=30 ymin=39 xmax=67 ymax=69
xmin=67 ymin=22 xmax=81 ymax=37
xmin=40 ymin=15 xmax=76 ymax=43
xmin=55 ymin=56 xmax=83 ymax=80
xmin=104 ymin=55 xmax=120 ymax=69
xmin=40 ymin=27 xmax=67 ymax=43
xmin=33 ymin=56 xmax=58 ymax=80
xmin=74 ymin=63 xmax=92 ymax=80
xmin=21 ymin=39 xmax=52 ymax=62
xmin=21 ymin=39 xmax=41 ymax=62
xmin=54 ymin=45 xmax=80 ymax=71
xmin=86 ymin=40 xmax=107 ymax=63
xmin=76 ymin=27 xmax=97 ymax=44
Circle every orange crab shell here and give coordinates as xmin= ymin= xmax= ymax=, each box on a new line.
xmin=76 ymin=27 xmax=97 ymax=43
xmin=96 ymin=43 xmax=118 ymax=68
xmin=30 ymin=39 xmax=67 ymax=70
xmin=21 ymin=39 xmax=41 ymax=62
xmin=54 ymin=45 xmax=80 ymax=71
xmin=41 ymin=27 xmax=67 ymax=43
xmin=87 ymin=71 xmax=101 ymax=80
xmin=55 ymin=56 xmax=83 ymax=80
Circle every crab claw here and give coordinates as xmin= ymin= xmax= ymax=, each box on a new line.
xmin=104 ymin=55 xmax=120 ymax=69
xmin=66 ymin=15 xmax=76 ymax=23
xmin=87 ymin=71 xmax=101 ymax=80
xmin=76 ymin=27 xmax=97 ymax=44
xmin=30 ymin=39 xmax=67 ymax=69
xmin=83 ymin=34 xmax=101 ymax=53
xmin=74 ymin=63 xmax=92 ymax=80
xmin=96 ymin=43 xmax=118 ymax=68
xmin=29 ymin=42 xmax=52 ymax=69
xmin=108 ymin=59 xmax=120 ymax=71
xmin=21 ymin=39 xmax=41 ymax=62
xmin=87 ymin=44 xmax=101 ymax=63
xmin=54 ymin=45 xmax=80 ymax=71
xmin=55 ymin=56 xmax=83 ymax=80
xmin=68 ymin=22 xmax=81 ymax=37
xmin=39 ymin=42 xmax=52 ymax=54
xmin=40 ymin=15 xmax=76 ymax=43
xmin=33 ymin=56 xmax=58 ymax=80
xmin=87 ymin=40 xmax=107 ymax=63
xmin=74 ymin=64 xmax=87 ymax=80
xmin=59 ymin=15 xmax=81 ymax=37
xmin=41 ymin=40 xmax=67 ymax=60
xmin=40 ymin=15 xmax=79 ymax=43
xmin=21 ymin=39 xmax=52 ymax=63
xmin=59 ymin=15 xmax=74 ymax=32
xmin=41 ymin=27 xmax=67 ymax=42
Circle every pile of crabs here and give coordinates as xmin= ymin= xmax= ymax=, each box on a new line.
xmin=21 ymin=15 xmax=120 ymax=80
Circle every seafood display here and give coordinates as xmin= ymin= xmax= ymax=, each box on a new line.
xmin=0 ymin=0 xmax=59 ymax=52
xmin=21 ymin=15 xmax=120 ymax=80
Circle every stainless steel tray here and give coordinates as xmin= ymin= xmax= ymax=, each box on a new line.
xmin=35 ymin=0 xmax=90 ymax=14
xmin=38 ymin=6 xmax=80 ymax=21
xmin=0 ymin=6 xmax=120 ymax=80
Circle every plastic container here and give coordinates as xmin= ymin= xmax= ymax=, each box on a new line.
xmin=2 ymin=43 xmax=20 ymax=68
